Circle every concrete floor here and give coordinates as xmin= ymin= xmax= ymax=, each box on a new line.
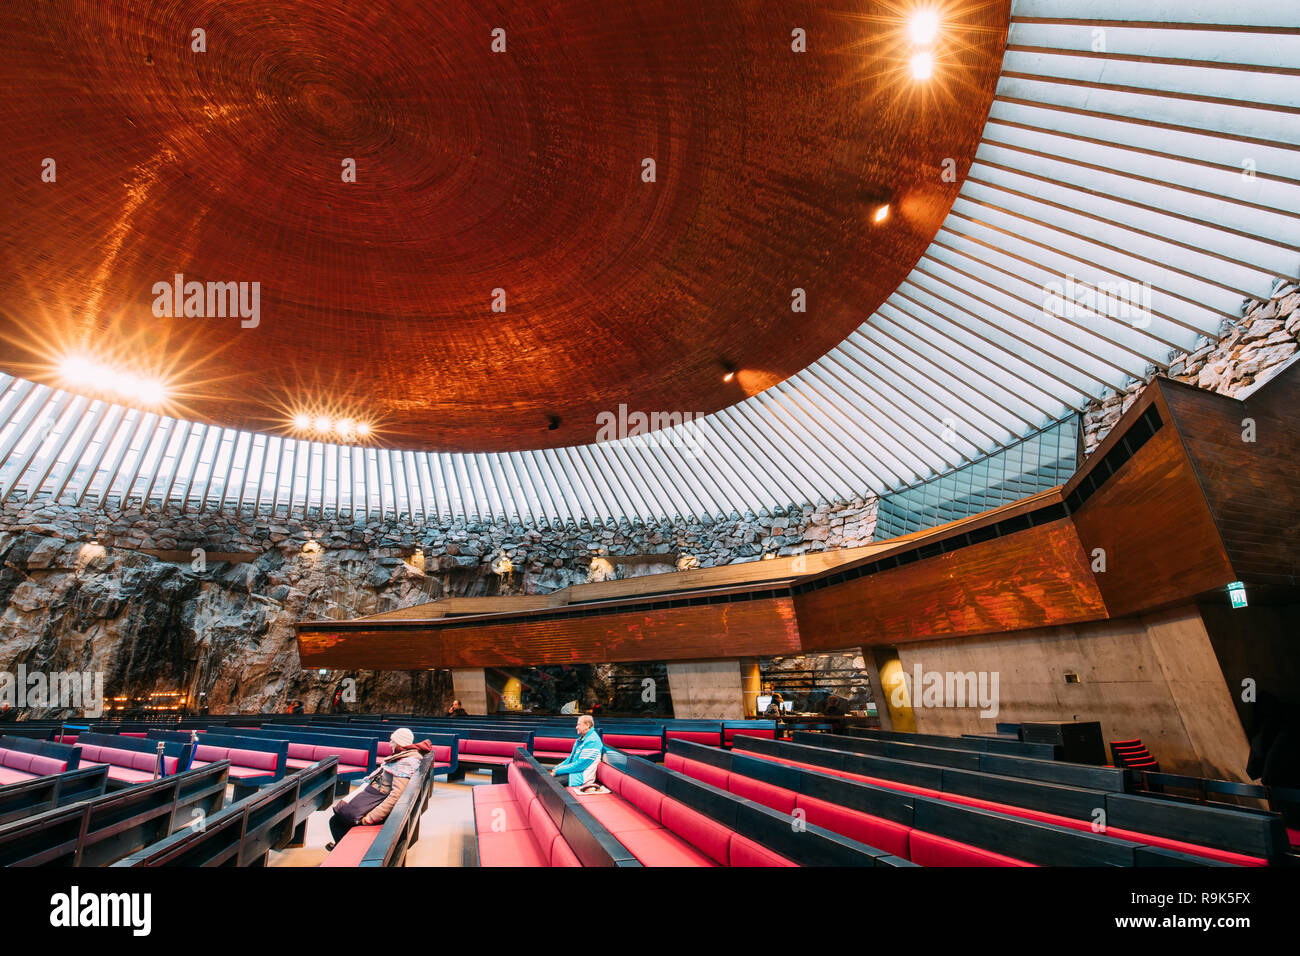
xmin=268 ymin=772 xmax=488 ymax=867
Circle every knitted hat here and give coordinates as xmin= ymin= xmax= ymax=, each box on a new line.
xmin=390 ymin=727 xmax=414 ymax=748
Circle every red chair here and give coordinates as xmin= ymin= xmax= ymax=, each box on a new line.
xmin=1110 ymin=738 xmax=1160 ymax=772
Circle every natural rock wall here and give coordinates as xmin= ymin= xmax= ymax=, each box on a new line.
xmin=1083 ymin=276 xmax=1300 ymax=457
xmin=0 ymin=495 xmax=877 ymax=716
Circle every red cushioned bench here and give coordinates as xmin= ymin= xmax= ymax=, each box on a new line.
xmin=320 ymin=823 xmax=383 ymax=867
xmin=580 ymin=760 xmax=795 ymax=867
xmin=283 ymin=742 xmax=371 ymax=778
xmin=472 ymin=763 xmax=582 ymax=866
xmin=724 ymin=727 xmax=777 ymax=747
xmin=379 ymin=740 xmax=456 ymax=778
xmin=189 ymin=744 xmax=282 ymax=784
xmin=603 ymin=733 xmax=664 ymax=759
xmin=455 ymin=739 xmax=526 ymax=784
xmin=321 ymin=753 xmax=437 ymax=868
xmin=0 ymin=748 xmax=70 ymax=785
xmin=664 ymin=750 xmax=1031 ymax=867
xmin=77 ymin=744 xmax=180 ymax=786
xmin=689 ymin=748 xmax=1269 ymax=867
xmin=532 ymin=736 xmax=579 ymax=762
xmin=664 ymin=728 xmax=723 ymax=749
xmin=766 ymin=751 xmax=1268 ymax=866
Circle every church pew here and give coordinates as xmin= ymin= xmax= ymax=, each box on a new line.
xmin=0 ymin=761 xmax=230 ymax=866
xmin=788 ymin=731 xmax=1131 ymax=792
xmin=847 ymin=726 xmax=1061 ymax=760
xmin=0 ymin=765 xmax=110 ymax=825
xmin=186 ymin=727 xmax=376 ymax=796
xmin=0 ymin=735 xmax=81 ymax=784
xmin=714 ymin=740 xmax=1283 ymax=865
xmin=322 ymin=753 xmax=437 ymax=867
xmin=230 ymin=724 xmax=457 ymax=779
xmin=57 ymin=732 xmax=193 ymax=788
xmin=584 ymin=749 xmax=894 ymax=866
xmin=113 ymin=758 xmax=339 ymax=867
xmin=472 ymin=750 xmax=640 ymax=868
xmin=146 ymin=730 xmax=287 ymax=798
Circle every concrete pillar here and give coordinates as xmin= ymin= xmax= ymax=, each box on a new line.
xmin=451 ymin=668 xmax=489 ymax=716
xmin=666 ymin=660 xmax=745 ymax=719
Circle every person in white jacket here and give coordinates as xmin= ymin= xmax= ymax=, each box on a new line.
xmin=551 ymin=715 xmax=603 ymax=787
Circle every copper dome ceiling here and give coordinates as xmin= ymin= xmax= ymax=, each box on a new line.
xmin=0 ymin=0 xmax=1008 ymax=451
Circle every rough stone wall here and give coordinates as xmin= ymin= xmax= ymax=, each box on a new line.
xmin=0 ymin=495 xmax=877 ymax=716
xmin=760 ymin=650 xmax=874 ymax=711
xmin=1083 ymin=276 xmax=1300 ymax=457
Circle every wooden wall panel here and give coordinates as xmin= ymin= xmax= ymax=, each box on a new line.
xmin=794 ymin=519 xmax=1107 ymax=650
xmin=1163 ymin=374 xmax=1300 ymax=587
xmin=297 ymin=595 xmax=801 ymax=669
xmin=1070 ymin=398 xmax=1234 ymax=618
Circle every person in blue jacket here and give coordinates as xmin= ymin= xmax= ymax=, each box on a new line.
xmin=551 ymin=714 xmax=603 ymax=787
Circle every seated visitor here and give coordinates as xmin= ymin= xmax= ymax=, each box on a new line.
xmin=446 ymin=699 xmax=468 ymax=717
xmin=326 ymin=728 xmax=430 ymax=850
xmin=763 ymin=693 xmax=785 ymax=719
xmin=551 ymin=714 xmax=603 ymax=787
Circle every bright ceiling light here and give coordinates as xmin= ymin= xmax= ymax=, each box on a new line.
xmin=290 ymin=411 xmax=371 ymax=441
xmin=57 ymin=356 xmax=167 ymax=406
xmin=59 ymin=357 xmax=96 ymax=383
xmin=910 ymin=51 xmax=934 ymax=80
xmin=873 ymin=204 xmax=891 ymax=224
xmin=909 ymin=10 xmax=940 ymax=46
xmin=134 ymin=380 xmax=166 ymax=405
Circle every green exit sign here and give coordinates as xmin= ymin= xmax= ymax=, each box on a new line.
xmin=1228 ymin=581 xmax=1248 ymax=609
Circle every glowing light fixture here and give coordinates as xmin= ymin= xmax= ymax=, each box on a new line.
xmin=909 ymin=10 xmax=940 ymax=45
xmin=290 ymin=412 xmax=373 ymax=442
xmin=58 ymin=356 xmax=168 ymax=407
xmin=910 ymin=51 xmax=933 ymax=80
xmin=873 ymin=204 xmax=891 ymax=224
